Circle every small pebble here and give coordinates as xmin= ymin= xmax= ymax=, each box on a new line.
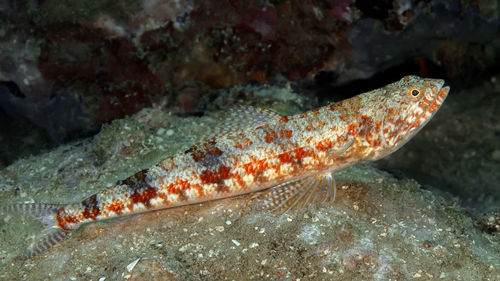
xmin=156 ymin=128 xmax=165 ymax=135
xmin=126 ymin=258 xmax=140 ymax=272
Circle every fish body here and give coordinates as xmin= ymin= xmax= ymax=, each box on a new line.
xmin=3 ymin=76 xmax=449 ymax=257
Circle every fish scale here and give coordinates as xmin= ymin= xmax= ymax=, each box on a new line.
xmin=1 ymin=75 xmax=449 ymax=257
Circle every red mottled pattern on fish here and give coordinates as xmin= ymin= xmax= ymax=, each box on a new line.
xmin=3 ymin=76 xmax=448 ymax=257
xmin=55 ymin=76 xmax=449 ymax=230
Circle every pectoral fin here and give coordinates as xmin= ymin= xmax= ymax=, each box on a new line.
xmin=254 ymin=173 xmax=336 ymax=215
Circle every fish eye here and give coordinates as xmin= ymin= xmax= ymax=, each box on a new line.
xmin=411 ymin=89 xmax=420 ymax=97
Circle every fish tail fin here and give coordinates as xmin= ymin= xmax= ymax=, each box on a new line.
xmin=2 ymin=203 xmax=72 ymax=258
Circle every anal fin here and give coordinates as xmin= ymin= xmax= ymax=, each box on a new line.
xmin=254 ymin=173 xmax=336 ymax=215
xmin=2 ymin=203 xmax=72 ymax=258
xmin=28 ymin=228 xmax=71 ymax=258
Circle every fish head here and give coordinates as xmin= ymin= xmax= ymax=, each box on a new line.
xmin=359 ymin=75 xmax=449 ymax=160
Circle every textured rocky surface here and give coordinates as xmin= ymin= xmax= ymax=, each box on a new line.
xmin=0 ymin=83 xmax=499 ymax=280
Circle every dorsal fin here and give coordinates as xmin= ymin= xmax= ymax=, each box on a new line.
xmin=2 ymin=203 xmax=63 ymax=217
xmin=199 ymin=106 xmax=282 ymax=143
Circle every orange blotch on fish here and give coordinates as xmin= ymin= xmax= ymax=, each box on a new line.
xmin=200 ymin=165 xmax=232 ymax=185
xmin=305 ymin=124 xmax=315 ymax=131
xmin=129 ymin=187 xmax=158 ymax=208
xmin=315 ymin=139 xmax=333 ymax=151
xmin=279 ymin=116 xmax=289 ymax=122
xmin=232 ymin=173 xmax=247 ymax=190
xmin=358 ymin=116 xmax=375 ymax=139
xmin=207 ymin=147 xmax=223 ymax=157
xmin=107 ymin=199 xmax=125 ymax=215
xmin=234 ymin=138 xmax=253 ymax=149
xmin=278 ymin=151 xmax=294 ymax=163
xmin=82 ymin=206 xmax=100 ymax=221
xmin=243 ymin=159 xmax=268 ymax=175
xmin=264 ymin=130 xmax=278 ymax=143
xmin=293 ymin=147 xmax=314 ymax=160
xmin=348 ymin=123 xmax=357 ymax=136
xmin=186 ymin=141 xmax=224 ymax=162
xmin=428 ymin=100 xmax=441 ymax=113
xmin=158 ymin=192 xmax=170 ymax=205
xmin=244 ymin=138 xmax=253 ymax=146
xmin=280 ymin=129 xmax=293 ymax=138
xmin=193 ymin=183 xmax=204 ymax=197
xmin=185 ymin=146 xmax=206 ymax=162
xmin=57 ymin=211 xmax=80 ymax=228
xmin=167 ymin=179 xmax=190 ymax=194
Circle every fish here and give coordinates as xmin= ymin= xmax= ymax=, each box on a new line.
xmin=1 ymin=75 xmax=449 ymax=257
